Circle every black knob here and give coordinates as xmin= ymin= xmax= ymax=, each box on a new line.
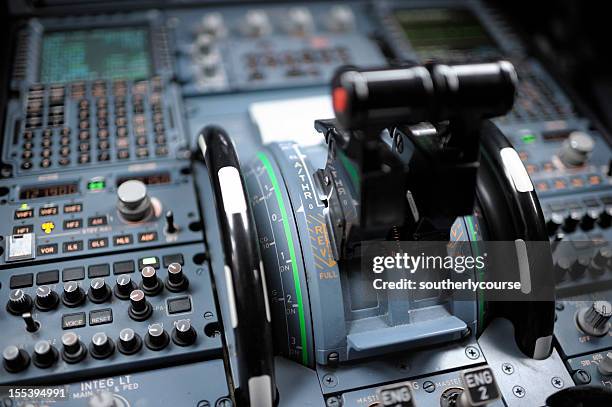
xmin=7 ymin=289 xmax=33 ymax=315
xmin=117 ymin=328 xmax=142 ymax=355
xmin=599 ymin=207 xmax=612 ymax=228
xmin=562 ymin=211 xmax=582 ymax=233
xmin=33 ymin=340 xmax=58 ymax=369
xmin=128 ymin=289 xmax=152 ymax=321
xmin=140 ymin=266 xmax=162 ymax=295
xmin=22 ymin=312 xmax=40 ymax=332
xmin=546 ymin=213 xmax=563 ymax=236
xmin=89 ymin=332 xmax=115 ymax=359
xmin=554 ymin=258 xmax=572 ymax=283
xmin=576 ymin=301 xmax=612 ymax=337
xmin=569 ymin=256 xmax=590 ymax=279
xmin=3 ymin=345 xmax=30 ymax=373
xmin=172 ymin=319 xmax=197 ymax=346
xmin=114 ymin=274 xmax=135 ymax=300
xmin=165 ymin=210 xmax=177 ymax=234
xmin=580 ymin=209 xmax=599 ymax=231
xmin=88 ymin=278 xmax=111 ymax=303
xmin=35 ymin=285 xmax=59 ymax=311
xmin=61 ymin=332 xmax=87 ymax=363
xmin=166 ymin=262 xmax=189 ymax=292
xmin=145 ymin=323 xmax=170 ymax=351
xmin=62 ymin=281 xmax=85 ymax=307
xmin=116 ymin=180 xmax=152 ymax=222
xmin=590 ymin=248 xmax=612 ymax=276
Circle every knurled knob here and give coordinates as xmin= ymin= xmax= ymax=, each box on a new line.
xmin=7 ymin=289 xmax=33 ymax=315
xmin=598 ymin=352 xmax=612 ymax=376
xmin=577 ymin=300 xmax=612 ymax=337
xmin=114 ymin=274 xmax=135 ymax=300
xmin=140 ymin=266 xmax=162 ymax=295
xmin=89 ymin=332 xmax=115 ymax=359
xmin=145 ymin=323 xmax=169 ymax=351
xmin=172 ymin=319 xmax=197 ymax=346
xmin=62 ymin=281 xmax=85 ymax=307
xmin=35 ymin=285 xmax=59 ymax=311
xmin=166 ymin=262 xmax=189 ymax=292
xmin=88 ymin=278 xmax=111 ymax=303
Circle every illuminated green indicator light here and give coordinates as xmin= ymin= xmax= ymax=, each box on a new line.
xmin=521 ymin=134 xmax=536 ymax=144
xmin=20 ymin=203 xmax=29 ymax=210
xmin=142 ymin=257 xmax=157 ymax=265
xmin=87 ymin=180 xmax=106 ymax=191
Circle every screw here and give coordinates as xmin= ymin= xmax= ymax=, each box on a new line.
xmin=204 ymin=311 xmax=214 ymax=320
xmin=465 ymin=346 xmax=480 ymax=360
xmin=322 ymin=374 xmax=338 ymax=388
xmin=324 ymin=176 xmax=330 ymax=186
xmin=215 ymin=398 xmax=233 ymax=407
xmin=551 ymin=377 xmax=564 ymax=389
xmin=555 ymin=303 xmax=565 ymax=311
xmin=422 ymin=381 xmax=436 ymax=393
xmin=197 ymin=401 xmax=210 ymax=407
xmin=512 ymin=385 xmax=526 ymax=398
xmin=326 ymin=396 xmax=340 ymax=407
xmin=502 ymin=363 xmax=514 ymax=375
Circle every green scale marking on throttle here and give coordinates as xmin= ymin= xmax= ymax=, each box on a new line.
xmin=256 ymin=152 xmax=309 ymax=366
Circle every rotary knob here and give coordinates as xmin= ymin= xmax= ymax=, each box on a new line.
xmin=166 ymin=262 xmax=189 ymax=292
xmin=33 ymin=340 xmax=58 ymax=369
xmin=128 ymin=289 xmax=152 ymax=321
xmin=61 ymin=332 xmax=87 ymax=363
xmin=328 ymin=5 xmax=355 ymax=32
xmin=562 ymin=211 xmax=582 ymax=233
xmin=554 ymin=258 xmax=572 ymax=283
xmin=145 ymin=323 xmax=170 ymax=351
xmin=3 ymin=345 xmax=30 ymax=373
xmin=88 ymin=278 xmax=111 ymax=303
xmin=35 ymin=285 xmax=59 ymax=311
xmin=89 ymin=332 xmax=115 ymax=359
xmin=580 ymin=209 xmax=599 ymax=231
xmin=88 ymin=391 xmax=117 ymax=407
xmin=590 ymin=248 xmax=612 ymax=276
xmin=116 ymin=179 xmax=152 ymax=222
xmin=201 ymin=12 xmax=226 ymax=38
xmin=7 ymin=289 xmax=33 ymax=315
xmin=118 ymin=328 xmax=142 ymax=355
xmin=244 ymin=10 xmax=271 ymax=37
xmin=569 ymin=256 xmax=590 ymax=279
xmin=287 ymin=7 xmax=314 ymax=35
xmin=598 ymin=352 xmax=612 ymax=376
xmin=559 ymin=131 xmax=595 ymax=167
xmin=172 ymin=319 xmax=197 ymax=346
xmin=546 ymin=213 xmax=564 ymax=236
xmin=114 ymin=274 xmax=135 ymax=300
xmin=576 ymin=301 xmax=612 ymax=337
xmin=62 ymin=281 xmax=85 ymax=307
xmin=140 ymin=266 xmax=162 ymax=295
xmin=599 ymin=207 xmax=612 ymax=228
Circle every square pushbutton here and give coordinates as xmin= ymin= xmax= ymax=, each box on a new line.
xmin=36 ymin=270 xmax=59 ymax=285
xmin=163 ymin=254 xmax=184 ymax=268
xmin=113 ymin=260 xmax=135 ymax=275
xmin=62 ymin=312 xmax=86 ymax=329
xmin=63 ymin=267 xmax=85 ymax=281
xmin=88 ymin=264 xmax=110 ymax=278
xmin=10 ymin=273 xmax=33 ymax=289
xmin=167 ymin=296 xmax=192 ymax=314
xmin=89 ymin=309 xmax=113 ymax=326
xmin=138 ymin=256 xmax=159 ymax=270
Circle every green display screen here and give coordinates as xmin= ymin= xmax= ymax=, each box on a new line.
xmin=39 ymin=27 xmax=151 ymax=83
xmin=394 ymin=8 xmax=498 ymax=57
